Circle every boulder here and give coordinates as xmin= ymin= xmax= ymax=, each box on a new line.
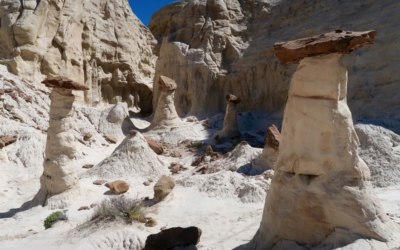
xmin=106 ymin=180 xmax=129 ymax=194
xmin=144 ymin=227 xmax=202 ymax=250
xmin=145 ymin=136 xmax=164 ymax=155
xmin=154 ymin=176 xmax=176 ymax=201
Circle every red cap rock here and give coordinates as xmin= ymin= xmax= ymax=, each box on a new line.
xmin=274 ymin=30 xmax=377 ymax=63
xmin=42 ymin=77 xmax=89 ymax=91
xmin=226 ymin=94 xmax=241 ymax=104
xmin=159 ymin=76 xmax=177 ymax=91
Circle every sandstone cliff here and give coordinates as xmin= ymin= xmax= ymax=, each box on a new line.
xmin=0 ymin=0 xmax=157 ymax=114
xmin=150 ymin=0 xmax=400 ymax=121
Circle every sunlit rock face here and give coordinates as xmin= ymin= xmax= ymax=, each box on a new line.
xmin=0 ymin=0 xmax=157 ymax=114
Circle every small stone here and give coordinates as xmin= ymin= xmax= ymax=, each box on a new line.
xmin=170 ymin=164 xmax=181 ymax=174
xmin=104 ymin=135 xmax=118 ymax=144
xmin=82 ymin=164 xmax=94 ymax=169
xmin=90 ymin=203 xmax=97 ymax=208
xmin=138 ymin=215 xmax=147 ymax=223
xmin=143 ymin=181 xmax=151 ymax=186
xmin=83 ymin=133 xmax=93 ymax=141
xmin=78 ymin=206 xmax=90 ymax=211
xmin=145 ymin=136 xmax=164 ymax=155
xmin=145 ymin=217 xmax=158 ymax=227
xmin=93 ymin=180 xmax=107 ymax=185
xmin=229 ymin=166 xmax=238 ymax=172
xmin=170 ymin=151 xmax=182 ymax=158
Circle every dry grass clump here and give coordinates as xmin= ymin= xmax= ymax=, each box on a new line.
xmin=91 ymin=196 xmax=146 ymax=224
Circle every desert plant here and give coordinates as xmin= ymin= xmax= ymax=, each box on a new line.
xmin=91 ymin=196 xmax=146 ymax=224
xmin=44 ymin=210 xmax=68 ymax=229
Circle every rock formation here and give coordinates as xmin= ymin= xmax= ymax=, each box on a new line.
xmin=247 ymin=31 xmax=398 ymax=249
xmin=98 ymin=102 xmax=135 ymax=140
xmin=85 ymin=130 xmax=168 ymax=179
xmin=251 ymin=125 xmax=280 ymax=173
xmin=218 ymin=94 xmax=241 ymax=138
xmin=32 ymin=77 xmax=88 ymax=209
xmin=147 ymin=76 xmax=182 ymax=130
xmin=0 ymin=0 xmax=156 ymax=113
xmin=151 ymin=0 xmax=400 ymax=120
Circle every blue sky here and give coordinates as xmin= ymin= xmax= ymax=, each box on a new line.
xmin=129 ymin=0 xmax=177 ymax=25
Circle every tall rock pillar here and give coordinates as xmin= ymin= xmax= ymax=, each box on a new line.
xmin=248 ymin=30 xmax=399 ymax=249
xmin=32 ymin=77 xmax=88 ymax=209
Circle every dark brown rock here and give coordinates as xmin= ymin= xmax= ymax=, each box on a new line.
xmin=226 ymin=94 xmax=241 ymax=105
xmin=158 ymin=75 xmax=177 ymax=91
xmin=82 ymin=164 xmax=94 ymax=169
xmin=265 ymin=125 xmax=280 ymax=150
xmin=144 ymin=226 xmax=202 ymax=250
xmin=145 ymin=136 xmax=164 ymax=155
xmin=78 ymin=206 xmax=90 ymax=211
xmin=274 ymin=30 xmax=377 ymax=63
xmin=41 ymin=77 xmax=89 ymax=91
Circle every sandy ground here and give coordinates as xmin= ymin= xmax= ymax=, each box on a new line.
xmin=0 ymin=113 xmax=399 ymax=250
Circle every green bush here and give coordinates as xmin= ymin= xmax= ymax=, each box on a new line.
xmin=91 ymin=196 xmax=146 ymax=224
xmin=44 ymin=211 xmax=67 ymax=229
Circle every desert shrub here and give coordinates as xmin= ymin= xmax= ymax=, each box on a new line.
xmin=44 ymin=211 xmax=68 ymax=229
xmin=91 ymin=196 xmax=146 ymax=224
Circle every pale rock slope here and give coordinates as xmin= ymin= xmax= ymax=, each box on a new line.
xmin=0 ymin=0 xmax=157 ymax=112
xmin=150 ymin=0 xmax=400 ymax=121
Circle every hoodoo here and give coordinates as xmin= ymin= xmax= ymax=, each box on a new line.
xmin=32 ymin=77 xmax=88 ymax=209
xmin=147 ymin=76 xmax=182 ymax=130
xmin=247 ymin=30 xmax=398 ymax=249
xmin=218 ymin=94 xmax=241 ymax=138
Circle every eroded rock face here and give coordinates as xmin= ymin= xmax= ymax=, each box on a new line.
xmin=248 ymin=52 xmax=397 ymax=249
xmin=0 ymin=0 xmax=156 ymax=113
xmin=151 ymin=0 xmax=400 ymax=120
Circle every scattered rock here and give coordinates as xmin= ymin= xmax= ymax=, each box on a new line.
xmin=186 ymin=117 xmax=197 ymax=122
xmin=143 ymin=181 xmax=151 ymax=186
xmin=170 ymin=151 xmax=182 ymax=158
xmin=154 ymin=176 xmax=176 ymax=201
xmin=169 ymin=163 xmax=181 ymax=174
xmin=145 ymin=217 xmax=158 ymax=227
xmin=229 ymin=166 xmax=238 ymax=172
xmin=82 ymin=164 xmax=94 ymax=169
xmin=93 ymin=180 xmax=107 ymax=185
xmin=90 ymin=203 xmax=97 ymax=208
xmin=263 ymin=170 xmax=274 ymax=180
xmin=138 ymin=215 xmax=147 ymax=223
xmin=12 ymin=114 xmax=24 ymax=123
xmin=78 ymin=206 xmax=90 ymax=211
xmin=144 ymin=226 xmax=202 ymax=250
xmin=106 ymin=180 xmax=129 ymax=194
xmin=145 ymin=136 xmax=164 ymax=155
xmin=104 ymin=135 xmax=118 ymax=144
xmin=265 ymin=125 xmax=280 ymax=150
xmin=0 ymin=136 xmax=17 ymax=149
xmin=83 ymin=133 xmax=93 ymax=141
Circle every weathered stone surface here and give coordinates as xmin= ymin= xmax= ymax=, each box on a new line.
xmin=247 ymin=52 xmax=397 ymax=249
xmin=274 ymin=30 xmax=377 ymax=63
xmin=145 ymin=136 xmax=164 ymax=155
xmin=106 ymin=180 xmax=129 ymax=194
xmin=151 ymin=0 xmax=400 ymax=122
xmin=154 ymin=176 xmax=176 ymax=201
xmin=32 ymin=88 xmax=80 ymax=209
xmin=265 ymin=125 xmax=280 ymax=150
xmin=0 ymin=0 xmax=156 ymax=113
xmin=41 ymin=77 xmax=89 ymax=91
xmin=144 ymin=226 xmax=202 ymax=250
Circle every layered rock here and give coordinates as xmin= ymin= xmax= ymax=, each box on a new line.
xmin=151 ymin=0 xmax=400 ymax=120
xmin=247 ymin=32 xmax=398 ymax=249
xmin=32 ymin=77 xmax=88 ymax=209
xmin=0 ymin=0 xmax=156 ymax=113
xmin=147 ymin=76 xmax=182 ymax=130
